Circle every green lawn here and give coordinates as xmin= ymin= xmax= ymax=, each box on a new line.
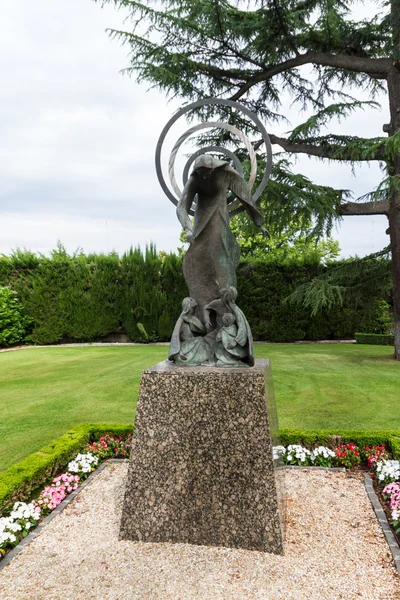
xmin=0 ymin=344 xmax=399 ymax=472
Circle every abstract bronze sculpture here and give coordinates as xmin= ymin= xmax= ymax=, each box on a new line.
xmin=155 ymin=98 xmax=272 ymax=366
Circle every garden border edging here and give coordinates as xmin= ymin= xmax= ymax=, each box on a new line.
xmin=364 ymin=473 xmax=400 ymax=571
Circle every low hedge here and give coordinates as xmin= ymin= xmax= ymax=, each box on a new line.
xmin=390 ymin=435 xmax=400 ymax=459
xmin=1 ymin=425 xmax=399 ymax=514
xmin=278 ymin=428 xmax=400 ymax=453
xmin=0 ymin=423 xmax=132 ymax=513
xmin=355 ymin=333 xmax=394 ymax=346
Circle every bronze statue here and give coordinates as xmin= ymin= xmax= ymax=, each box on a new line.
xmin=156 ymin=98 xmax=272 ymax=367
xmin=169 ymin=155 xmax=265 ymax=366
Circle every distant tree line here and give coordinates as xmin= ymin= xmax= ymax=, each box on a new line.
xmin=0 ymin=244 xmax=393 ymax=347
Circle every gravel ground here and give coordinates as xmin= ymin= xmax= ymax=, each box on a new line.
xmin=0 ymin=463 xmax=399 ymax=600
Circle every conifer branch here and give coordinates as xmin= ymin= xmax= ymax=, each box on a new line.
xmin=339 ymin=199 xmax=390 ymax=216
xmin=269 ymin=134 xmax=386 ymax=162
xmin=230 ymin=52 xmax=391 ymax=100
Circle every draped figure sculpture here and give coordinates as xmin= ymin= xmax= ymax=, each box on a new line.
xmin=168 ymin=154 xmax=266 ymax=367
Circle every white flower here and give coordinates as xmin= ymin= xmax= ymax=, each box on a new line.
xmin=68 ymin=453 xmax=98 ymax=474
xmin=0 ymin=529 xmax=17 ymax=545
xmin=375 ymin=460 xmax=400 ymax=482
xmin=310 ymin=446 xmax=335 ymax=462
xmin=67 ymin=460 xmax=79 ymax=473
xmin=0 ymin=517 xmax=13 ymax=530
xmin=272 ymin=446 xmax=286 ymax=460
xmin=286 ymin=445 xmax=311 ymax=463
xmin=0 ymin=532 xmax=10 ymax=545
xmin=0 ymin=501 xmax=41 ymax=549
xmin=10 ymin=502 xmax=37 ymax=521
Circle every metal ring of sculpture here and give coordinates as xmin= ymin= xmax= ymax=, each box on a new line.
xmin=168 ymin=121 xmax=256 ymax=207
xmin=155 ymin=98 xmax=272 ymax=217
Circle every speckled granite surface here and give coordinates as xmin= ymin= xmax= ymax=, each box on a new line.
xmin=120 ymin=359 xmax=285 ymax=553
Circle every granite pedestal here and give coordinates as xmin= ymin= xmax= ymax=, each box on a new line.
xmin=120 ymin=359 xmax=285 ymax=553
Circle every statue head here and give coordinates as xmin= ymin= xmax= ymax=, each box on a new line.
xmin=222 ymin=313 xmax=236 ymax=326
xmin=220 ymin=286 xmax=238 ymax=304
xmin=193 ymin=154 xmax=228 ymax=179
xmin=181 ymin=297 xmax=197 ymax=314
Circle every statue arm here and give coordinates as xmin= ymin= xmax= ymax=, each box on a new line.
xmin=204 ymin=298 xmax=221 ymax=330
xmin=227 ymin=169 xmax=265 ymax=228
xmin=189 ymin=316 xmax=206 ymax=333
xmin=177 ymin=177 xmax=197 ymax=240
xmin=222 ymin=329 xmax=237 ymax=349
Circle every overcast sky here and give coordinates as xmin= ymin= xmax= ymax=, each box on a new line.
xmin=0 ymin=0 xmax=390 ymax=258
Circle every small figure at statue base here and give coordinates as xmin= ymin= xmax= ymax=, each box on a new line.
xmin=215 ymin=313 xmax=248 ymax=367
xmin=169 ymin=286 xmax=254 ymax=367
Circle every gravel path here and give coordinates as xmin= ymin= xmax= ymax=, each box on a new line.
xmin=0 ymin=464 xmax=399 ymax=600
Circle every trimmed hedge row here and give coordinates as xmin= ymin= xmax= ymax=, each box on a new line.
xmin=0 ymin=423 xmax=132 ymax=513
xmin=1 ymin=424 xmax=399 ymax=514
xmin=355 ymin=333 xmax=395 ymax=346
xmin=0 ymin=247 xmax=392 ymax=344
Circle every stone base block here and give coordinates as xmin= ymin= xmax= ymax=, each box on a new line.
xmin=120 ymin=359 xmax=285 ymax=553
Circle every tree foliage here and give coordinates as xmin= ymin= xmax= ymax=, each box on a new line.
xmin=95 ymin=0 xmax=395 ymax=233
xmin=230 ymin=206 xmax=341 ymax=263
xmin=286 ymin=245 xmax=393 ymax=315
xmin=96 ymin=0 xmax=400 ymax=355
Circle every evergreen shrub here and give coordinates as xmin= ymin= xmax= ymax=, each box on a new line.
xmin=0 ymin=286 xmax=32 ymax=347
xmin=355 ymin=333 xmax=395 ymax=346
xmin=0 ymin=247 xmax=392 ymax=344
xmin=237 ymin=258 xmax=391 ymax=342
xmin=278 ymin=428 xmax=400 ymax=452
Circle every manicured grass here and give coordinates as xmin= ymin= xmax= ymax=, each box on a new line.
xmin=0 ymin=344 xmax=399 ymax=472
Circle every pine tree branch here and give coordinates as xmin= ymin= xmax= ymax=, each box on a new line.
xmin=211 ymin=2 xmax=266 ymax=70
xmin=230 ymin=52 xmax=391 ymax=100
xmin=269 ymin=134 xmax=386 ymax=161
xmin=339 ymin=199 xmax=390 ymax=216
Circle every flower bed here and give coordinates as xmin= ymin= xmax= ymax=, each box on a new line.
xmin=1 ymin=428 xmax=399 ymax=562
xmin=274 ymin=442 xmax=400 ymax=545
xmin=0 ymin=433 xmax=131 ymax=559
